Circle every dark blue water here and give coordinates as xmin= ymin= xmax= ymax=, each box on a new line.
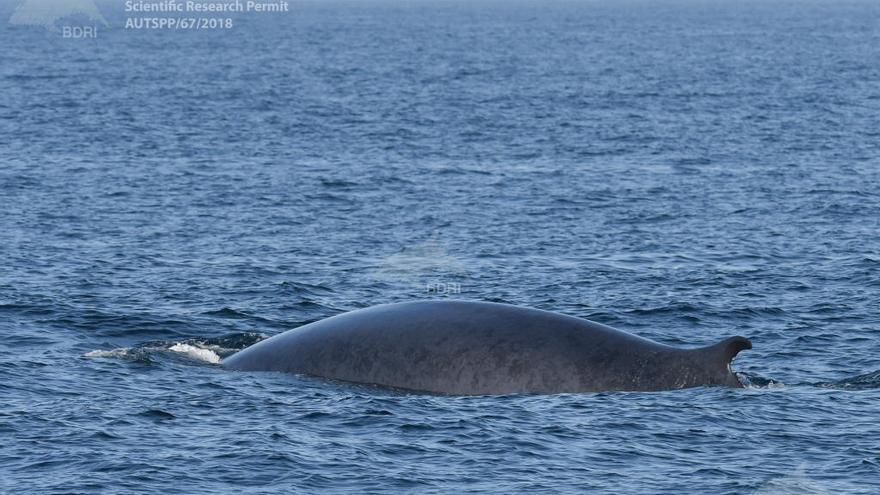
xmin=2 ymin=1 xmax=880 ymax=493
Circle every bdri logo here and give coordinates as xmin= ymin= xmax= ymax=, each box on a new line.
xmin=9 ymin=0 xmax=107 ymax=35
xmin=371 ymin=235 xmax=469 ymax=293
xmin=753 ymin=463 xmax=831 ymax=495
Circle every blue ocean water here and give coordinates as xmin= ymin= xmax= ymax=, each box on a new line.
xmin=2 ymin=0 xmax=880 ymax=492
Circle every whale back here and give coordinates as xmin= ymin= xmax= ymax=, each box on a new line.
xmin=222 ymin=300 xmax=752 ymax=394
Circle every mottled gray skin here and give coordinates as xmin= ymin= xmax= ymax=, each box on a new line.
xmin=222 ymin=300 xmax=752 ymax=395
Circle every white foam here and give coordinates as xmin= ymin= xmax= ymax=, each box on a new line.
xmin=737 ymin=372 xmax=785 ymax=389
xmin=168 ymin=343 xmax=221 ymax=364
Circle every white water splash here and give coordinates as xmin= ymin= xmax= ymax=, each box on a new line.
xmin=737 ymin=372 xmax=786 ymax=389
xmin=84 ymin=342 xmax=222 ymax=364
xmin=168 ymin=343 xmax=221 ymax=364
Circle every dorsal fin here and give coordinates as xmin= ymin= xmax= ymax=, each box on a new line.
xmin=710 ymin=336 xmax=752 ymax=365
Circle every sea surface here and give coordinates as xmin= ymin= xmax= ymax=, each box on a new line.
xmin=2 ymin=1 xmax=880 ymax=493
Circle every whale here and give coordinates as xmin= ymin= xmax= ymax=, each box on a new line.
xmin=222 ymin=300 xmax=752 ymax=395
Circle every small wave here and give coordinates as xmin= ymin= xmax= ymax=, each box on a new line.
xmin=84 ymin=348 xmax=134 ymax=359
xmin=627 ymin=302 xmax=701 ymax=316
xmin=137 ymin=409 xmax=176 ymax=421
xmin=737 ymin=372 xmax=785 ymax=389
xmin=822 ymin=370 xmax=880 ymax=390
xmin=278 ymin=281 xmax=334 ymax=296
xmin=203 ymin=307 xmax=252 ymax=319
xmin=320 ymin=177 xmax=359 ymax=188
